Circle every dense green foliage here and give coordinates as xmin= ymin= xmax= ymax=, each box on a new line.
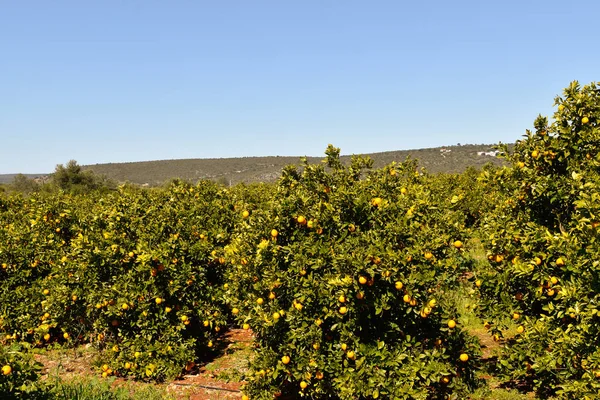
xmin=477 ymin=81 xmax=600 ymax=399
xmin=225 ymin=147 xmax=483 ymax=399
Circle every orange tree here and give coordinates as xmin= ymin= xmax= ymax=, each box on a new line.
xmin=0 ymin=180 xmax=238 ymax=382
xmin=0 ymin=194 xmax=81 ymax=346
xmin=226 ymin=146 xmax=482 ymax=399
xmin=477 ymin=81 xmax=600 ymax=398
xmin=69 ymin=181 xmax=236 ymax=381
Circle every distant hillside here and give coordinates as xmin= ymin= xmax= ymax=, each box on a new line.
xmin=0 ymin=144 xmax=509 ymax=187
xmin=0 ymin=174 xmax=46 ymax=185
xmin=79 ymin=144 xmax=507 ymax=186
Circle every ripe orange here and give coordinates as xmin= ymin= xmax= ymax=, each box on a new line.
xmin=515 ymin=292 xmax=524 ymax=301
xmin=459 ymin=353 xmax=469 ymax=362
xmin=297 ymin=216 xmax=306 ymax=225
xmin=339 ymin=306 xmax=348 ymax=315
xmin=2 ymin=365 xmax=12 ymax=375
xmin=242 ymin=210 xmax=250 ymax=218
xmin=300 ymin=381 xmax=308 ymax=389
xmin=424 ymin=252 xmax=433 ymax=260
xmin=232 ymin=308 xmax=239 ymax=315
xmin=475 ymin=279 xmax=482 ymax=288
xmin=395 ymin=281 xmax=403 ymax=290
xmin=517 ymin=325 xmax=524 ymax=334
xmin=257 ymin=298 xmax=264 ymax=305
xmin=281 ymin=355 xmax=290 ymax=364
xmin=453 ymin=240 xmax=463 ymax=249
xmin=582 ymin=117 xmax=589 ymax=124
xmin=272 ymin=312 xmax=281 ymax=321
xmin=447 ymin=320 xmax=456 ymax=329
xmin=346 ymin=350 xmax=356 ymax=359
xmin=358 ymin=276 xmax=368 ymax=285
xmin=556 ymin=257 xmax=565 ymax=267
xmin=270 ymin=229 xmax=278 ymax=238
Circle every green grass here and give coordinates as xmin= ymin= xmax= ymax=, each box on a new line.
xmin=47 ymin=376 xmax=175 ymax=400
xmin=469 ymin=382 xmax=533 ymax=400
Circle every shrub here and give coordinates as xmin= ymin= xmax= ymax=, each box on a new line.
xmin=477 ymin=81 xmax=600 ymax=398
xmin=226 ymin=146 xmax=482 ymax=399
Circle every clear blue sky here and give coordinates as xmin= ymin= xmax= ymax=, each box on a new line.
xmin=1 ymin=0 xmax=599 ymax=173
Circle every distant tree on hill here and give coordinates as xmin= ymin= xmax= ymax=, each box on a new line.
xmin=11 ymin=174 xmax=40 ymax=194
xmin=52 ymin=160 xmax=114 ymax=193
